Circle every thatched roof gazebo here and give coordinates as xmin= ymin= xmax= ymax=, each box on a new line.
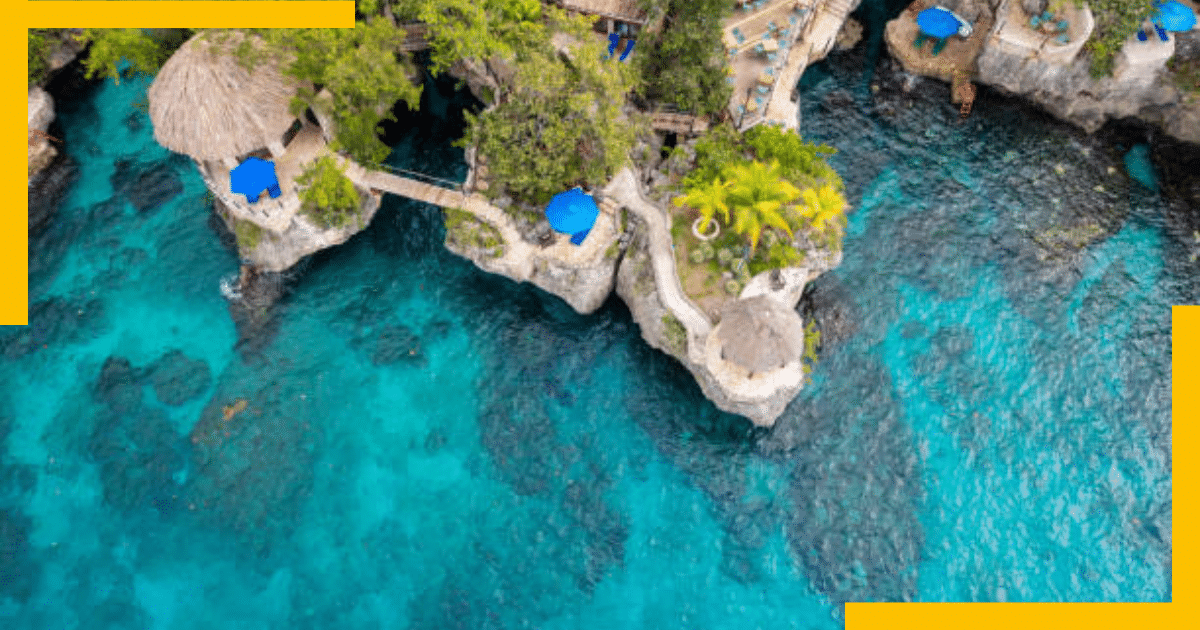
xmin=148 ymin=30 xmax=312 ymax=169
xmin=715 ymin=295 xmax=805 ymax=375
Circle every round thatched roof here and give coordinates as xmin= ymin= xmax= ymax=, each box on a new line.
xmin=148 ymin=31 xmax=309 ymax=161
xmin=716 ymin=295 xmax=805 ymax=374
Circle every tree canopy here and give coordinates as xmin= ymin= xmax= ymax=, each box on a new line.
xmin=634 ymin=0 xmax=733 ymax=116
xmin=74 ymin=28 xmax=184 ymax=85
xmin=247 ymin=21 xmax=424 ymax=165
xmin=456 ymin=28 xmax=648 ymax=206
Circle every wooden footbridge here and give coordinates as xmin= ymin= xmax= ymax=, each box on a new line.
xmin=650 ymin=111 xmax=710 ymax=136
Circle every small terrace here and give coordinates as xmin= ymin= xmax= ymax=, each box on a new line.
xmin=723 ymin=0 xmax=818 ymax=128
xmin=201 ymin=122 xmax=337 ymax=233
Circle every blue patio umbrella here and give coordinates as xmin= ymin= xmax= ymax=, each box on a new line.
xmin=1153 ymin=1 xmax=1196 ymax=31
xmin=545 ymin=187 xmax=599 ymax=245
xmin=230 ymin=157 xmax=281 ymax=203
xmin=917 ymin=7 xmax=961 ymax=38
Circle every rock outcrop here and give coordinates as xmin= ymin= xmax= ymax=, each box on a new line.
xmin=216 ymin=187 xmax=383 ymax=272
xmin=887 ymin=0 xmax=1200 ymax=144
xmin=28 ymin=87 xmax=57 ymax=182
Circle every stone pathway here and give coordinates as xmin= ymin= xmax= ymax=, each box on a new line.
xmin=602 ymin=168 xmax=713 ymax=357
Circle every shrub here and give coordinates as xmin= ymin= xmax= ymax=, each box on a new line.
xmin=724 ymin=279 xmax=741 ymax=295
xmin=1083 ymin=0 xmax=1154 ymax=78
xmin=717 ymin=247 xmax=733 ymax=264
xmin=690 ymin=249 xmax=705 ymax=264
xmin=234 ymin=219 xmax=264 ymax=251
xmin=661 ymin=313 xmax=688 ymax=354
xmin=297 ymin=155 xmax=361 ymax=229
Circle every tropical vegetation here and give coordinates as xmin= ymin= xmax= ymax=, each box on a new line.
xmin=634 ymin=0 xmax=734 ymax=117
xmin=1082 ymin=0 xmax=1154 ymax=78
xmin=453 ymin=15 xmax=649 ymax=207
xmin=296 ymin=156 xmax=364 ymax=229
xmin=673 ymin=123 xmax=847 ymax=275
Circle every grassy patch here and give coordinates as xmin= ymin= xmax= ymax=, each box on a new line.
xmin=234 ymin=219 xmax=264 ymax=252
xmin=443 ymin=206 xmax=505 ymax=257
xmin=661 ymin=313 xmax=687 ymax=355
xmin=1081 ymin=0 xmax=1153 ymax=78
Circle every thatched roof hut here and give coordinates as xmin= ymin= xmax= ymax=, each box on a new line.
xmin=715 ymin=295 xmax=805 ymax=374
xmin=148 ymin=30 xmax=311 ymax=165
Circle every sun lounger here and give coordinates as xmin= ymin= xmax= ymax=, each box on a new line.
xmin=619 ymin=38 xmax=636 ymax=61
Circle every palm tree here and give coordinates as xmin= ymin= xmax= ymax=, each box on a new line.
xmin=721 ymin=160 xmax=802 ymax=254
xmin=796 ymin=183 xmax=847 ymax=235
xmin=673 ymin=177 xmax=730 ymax=233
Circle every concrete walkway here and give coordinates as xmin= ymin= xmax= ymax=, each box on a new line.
xmin=602 ymin=168 xmax=713 ymax=357
xmin=360 ymin=169 xmax=536 ymax=279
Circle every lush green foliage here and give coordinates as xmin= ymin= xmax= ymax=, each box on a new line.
xmin=386 ymin=0 xmax=556 ymax=75
xmin=674 ymin=124 xmax=846 ymax=271
xmin=635 ymin=0 xmax=733 ymax=116
xmin=720 ymin=160 xmax=801 ymax=254
xmin=28 ymin=29 xmax=60 ymax=87
xmin=74 ymin=29 xmax=178 ymax=85
xmin=1081 ymin=0 xmax=1153 ymax=78
xmin=743 ymin=125 xmax=839 ymax=190
xmin=248 ymin=21 xmax=423 ymax=165
xmin=455 ymin=30 xmax=646 ymax=205
xmin=297 ymin=156 xmax=362 ymax=229
xmin=234 ymin=219 xmax=265 ymax=251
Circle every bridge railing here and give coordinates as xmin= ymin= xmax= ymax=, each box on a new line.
xmin=361 ymin=161 xmax=467 ymax=193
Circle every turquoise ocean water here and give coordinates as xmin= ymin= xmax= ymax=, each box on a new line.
xmin=3 ymin=15 xmax=1181 ymax=630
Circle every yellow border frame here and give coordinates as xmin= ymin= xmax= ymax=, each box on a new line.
xmin=8 ymin=2 xmax=355 ymax=324
xmin=7 ymin=3 xmax=1182 ymax=628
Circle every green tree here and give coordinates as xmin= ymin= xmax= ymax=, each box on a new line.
xmin=635 ymin=0 xmax=733 ymax=116
xmin=721 ymin=160 xmax=801 ymax=254
xmin=386 ymin=0 xmax=556 ymax=75
xmin=249 ymin=20 xmax=424 ymax=165
xmin=673 ymin=177 xmax=730 ymax=233
xmin=744 ymin=124 xmax=838 ymax=188
xmin=796 ymin=183 xmax=847 ymax=236
xmin=456 ymin=30 xmax=645 ymax=205
xmin=28 ymin=29 xmax=59 ymax=87
xmin=74 ymin=28 xmax=176 ymax=84
xmin=297 ymin=155 xmax=362 ymax=229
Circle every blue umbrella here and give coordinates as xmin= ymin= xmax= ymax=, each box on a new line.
xmin=545 ymin=188 xmax=599 ymax=243
xmin=1153 ymin=1 xmax=1196 ymax=32
xmin=230 ymin=157 xmax=281 ymax=203
xmin=917 ymin=7 xmax=960 ymax=38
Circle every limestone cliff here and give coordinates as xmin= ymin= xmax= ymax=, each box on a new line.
xmin=886 ymin=0 xmax=1200 ymax=144
xmin=28 ymin=87 xmax=57 ymax=183
xmin=216 ymin=187 xmax=384 ymax=273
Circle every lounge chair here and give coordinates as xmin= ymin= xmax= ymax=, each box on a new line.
xmin=931 ymin=37 xmax=948 ymax=56
xmin=757 ymin=85 xmax=770 ymax=95
xmin=767 ymin=52 xmax=777 ymax=62
xmin=619 ymin=38 xmax=636 ymax=61
xmin=602 ymin=33 xmax=619 ymax=60
xmin=1155 ymin=25 xmax=1169 ymax=42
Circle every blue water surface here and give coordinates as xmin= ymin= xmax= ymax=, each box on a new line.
xmin=2 ymin=26 xmax=1179 ymax=630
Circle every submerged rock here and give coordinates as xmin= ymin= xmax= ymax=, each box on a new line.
xmin=0 ymin=509 xmax=37 ymax=604
xmin=110 ymin=157 xmax=184 ymax=214
xmin=145 ymin=349 xmax=212 ymax=406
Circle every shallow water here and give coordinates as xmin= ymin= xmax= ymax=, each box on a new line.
xmin=2 ymin=15 xmax=1182 ymax=630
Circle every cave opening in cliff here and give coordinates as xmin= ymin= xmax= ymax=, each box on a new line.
xmin=661 ymin=132 xmax=678 ymax=159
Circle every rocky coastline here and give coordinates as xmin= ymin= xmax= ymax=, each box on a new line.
xmin=885 ymin=0 xmax=1200 ymax=144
